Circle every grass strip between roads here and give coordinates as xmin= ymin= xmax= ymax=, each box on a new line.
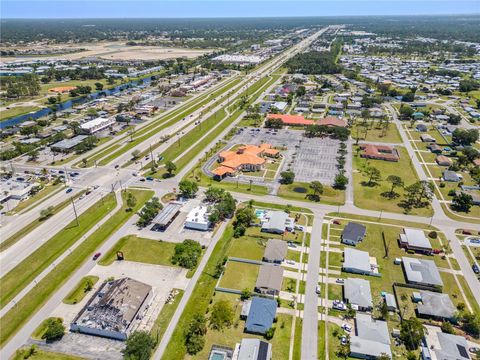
xmin=0 ymin=190 xmax=86 ymax=252
xmin=62 ymin=275 xmax=99 ymax=305
xmin=0 ymin=189 xmax=153 ymax=346
xmin=0 ymin=192 xmax=116 ymax=308
xmin=161 ymin=224 xmax=235 ymax=360
xmin=9 ymin=183 xmax=63 ymax=215
xmin=97 ymin=77 xmax=242 ymax=166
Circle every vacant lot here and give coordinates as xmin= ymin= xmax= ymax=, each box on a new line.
xmin=219 ymin=261 xmax=259 ymax=291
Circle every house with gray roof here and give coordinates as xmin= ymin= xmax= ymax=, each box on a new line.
xmin=402 ymin=257 xmax=443 ymax=288
xmin=399 ymin=228 xmax=433 ymax=254
xmin=343 ymin=278 xmax=373 ymax=311
xmin=261 ymin=211 xmax=294 ymax=234
xmin=255 ymin=264 xmax=283 ymax=296
xmin=343 ymin=248 xmax=378 ymax=276
xmin=263 ymin=239 xmax=287 ymax=264
xmin=237 ymin=338 xmax=272 ymax=360
xmin=442 ymin=170 xmax=461 ymax=182
xmin=341 ymin=222 xmax=367 ymax=246
xmin=350 ymin=313 xmax=391 ymax=359
xmin=423 ymin=329 xmax=471 ymax=360
xmin=417 ymin=291 xmax=455 ymax=321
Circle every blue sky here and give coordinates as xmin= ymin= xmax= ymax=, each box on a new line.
xmin=1 ymin=0 xmax=479 ymax=18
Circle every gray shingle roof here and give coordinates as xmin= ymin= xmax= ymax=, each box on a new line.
xmin=263 ymin=239 xmax=287 ymax=262
xmin=256 ymin=264 xmax=283 ymax=292
xmin=402 ymin=257 xmax=443 ymax=287
xmin=400 ymin=228 xmax=432 ymax=250
xmin=343 ymin=248 xmax=371 ymax=273
xmin=417 ymin=291 xmax=455 ymax=319
xmin=434 ymin=332 xmax=470 ymax=360
xmin=350 ymin=313 xmax=392 ymax=358
xmin=344 ymin=278 xmax=373 ymax=308
xmin=342 ymin=222 xmax=366 ymax=244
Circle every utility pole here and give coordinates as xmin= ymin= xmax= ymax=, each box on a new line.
xmin=70 ymin=197 xmax=79 ymax=226
xmin=150 ymin=145 xmax=155 ymax=166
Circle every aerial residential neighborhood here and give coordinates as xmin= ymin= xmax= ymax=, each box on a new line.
xmin=0 ymin=2 xmax=479 ymax=360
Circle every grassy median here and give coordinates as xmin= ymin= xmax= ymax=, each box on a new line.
xmin=0 ymin=189 xmax=153 ymax=346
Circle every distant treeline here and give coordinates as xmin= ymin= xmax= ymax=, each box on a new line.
xmin=2 ymin=15 xmax=479 ymax=44
xmin=285 ymin=40 xmax=342 ymax=75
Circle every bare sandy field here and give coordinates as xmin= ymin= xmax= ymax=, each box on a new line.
xmin=1 ymin=42 xmax=215 ymax=62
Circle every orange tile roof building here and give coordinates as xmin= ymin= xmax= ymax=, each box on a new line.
xmin=213 ymin=144 xmax=279 ymax=178
xmin=359 ymin=144 xmax=399 ymax=162
xmin=266 ymin=114 xmax=314 ymax=126
xmin=317 ymin=116 xmax=347 ymax=127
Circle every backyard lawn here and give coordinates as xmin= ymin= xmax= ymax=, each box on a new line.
xmin=228 ymin=236 xmax=266 ymax=261
xmin=219 ymin=261 xmax=259 ymax=291
xmin=351 ymin=122 xmax=402 ymax=143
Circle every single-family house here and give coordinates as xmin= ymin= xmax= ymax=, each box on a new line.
xmin=416 ymin=291 xmax=456 ymax=321
xmin=422 ymin=330 xmax=471 ymax=360
xmin=245 ymin=297 xmax=277 ymax=334
xmin=343 ymin=278 xmax=373 ymax=311
xmin=442 ymin=170 xmax=460 ymax=182
xmin=420 ymin=134 xmax=436 ymax=143
xmin=436 ymin=155 xmax=452 ymax=167
xmin=416 ymin=124 xmax=428 ymax=132
xmin=350 ymin=313 xmax=391 ymax=359
xmin=263 ymin=239 xmax=288 ymax=264
xmin=402 ymin=257 xmax=443 ymax=288
xmin=343 ymin=248 xmax=377 ymax=276
xmin=341 ymin=222 xmax=367 ymax=246
xmin=398 ymin=228 xmax=433 ymax=255
xmin=255 ymin=264 xmax=283 ymax=296
xmin=260 ymin=211 xmax=294 ymax=234
xmin=236 ymin=338 xmax=272 ymax=360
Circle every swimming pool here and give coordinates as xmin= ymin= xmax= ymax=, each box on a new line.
xmin=209 ymin=351 xmax=227 ymax=360
xmin=255 ymin=209 xmax=266 ymax=218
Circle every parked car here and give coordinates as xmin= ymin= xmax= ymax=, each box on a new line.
xmin=146 ymin=176 xmax=153 ymax=181
xmin=114 ymin=165 xmax=120 ymax=169
xmin=469 ymin=347 xmax=479 ymax=354
xmin=342 ymin=324 xmax=352 ymax=332
xmin=66 ymin=188 xmax=73 ymax=194
xmin=287 ymin=241 xmax=297 ymax=248
xmin=336 ymin=278 xmax=345 ymax=284
xmin=92 ymin=252 xmax=101 ymax=260
xmin=340 ymin=336 xmax=348 ymax=345
xmin=316 ymin=285 xmax=321 ymax=294
xmin=286 ymin=260 xmax=296 ymax=265
xmin=473 ymin=264 xmax=480 ymax=274
xmin=139 ymin=178 xmax=146 ymax=182
xmin=333 ymin=220 xmax=341 ymax=225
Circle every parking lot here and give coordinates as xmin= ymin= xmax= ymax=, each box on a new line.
xmin=225 ymin=127 xmax=340 ymax=184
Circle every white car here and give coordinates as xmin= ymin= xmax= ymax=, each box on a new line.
xmin=341 ymin=336 xmax=349 ymax=345
xmin=342 ymin=323 xmax=352 ymax=332
xmin=286 ymin=260 xmax=296 ymax=265
xmin=336 ymin=278 xmax=345 ymax=284
xmin=316 ymin=285 xmax=321 ymax=295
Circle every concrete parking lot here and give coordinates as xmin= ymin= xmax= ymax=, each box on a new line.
xmin=44 ymin=261 xmax=189 ymax=360
xmin=221 ymin=127 xmax=340 ymax=185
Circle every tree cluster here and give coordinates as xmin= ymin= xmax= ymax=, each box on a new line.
xmin=305 ymin=125 xmax=350 ymax=141
xmin=171 ymin=239 xmax=202 ymax=269
xmin=136 ymin=197 xmax=162 ymax=227
xmin=205 ymin=188 xmax=237 ymax=224
xmin=1 ymin=73 xmax=40 ymax=98
xmin=184 ymin=313 xmax=207 ymax=355
xmin=123 ymin=330 xmax=155 ymax=360
xmin=232 ymin=205 xmax=256 ymax=238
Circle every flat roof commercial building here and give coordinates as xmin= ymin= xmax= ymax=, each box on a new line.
xmin=70 ymin=277 xmax=152 ymax=340
xmin=80 ymin=117 xmax=115 ymax=134
xmin=151 ymin=201 xmax=182 ymax=231
xmin=51 ymin=135 xmax=88 ymax=153
xmin=184 ymin=205 xmax=211 ymax=231
xmin=402 ymin=257 xmax=443 ymax=288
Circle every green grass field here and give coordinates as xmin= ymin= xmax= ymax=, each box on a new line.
xmin=351 ymin=121 xmax=402 ymax=143
xmin=0 ymin=105 xmax=41 ymax=121
xmin=12 ymin=348 xmax=84 ymax=360
xmin=9 ymin=183 xmax=63 ymax=214
xmin=278 ymin=181 xmax=345 ymax=205
xmin=228 ymin=236 xmax=266 ymax=261
xmin=63 ymin=276 xmax=99 ymax=305
xmin=99 ymin=235 xmax=178 ymax=266
xmin=353 ymin=146 xmax=433 ymax=216
xmin=219 ymin=261 xmax=259 ymax=291
xmin=151 ymin=289 xmax=184 ymax=347
xmin=0 ymin=193 xmax=116 ymax=308
xmin=31 ymin=317 xmax=63 ymax=340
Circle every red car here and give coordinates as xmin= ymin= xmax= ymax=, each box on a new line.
xmin=333 ymin=220 xmax=341 ymax=225
xmin=92 ymin=252 xmax=101 ymax=260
